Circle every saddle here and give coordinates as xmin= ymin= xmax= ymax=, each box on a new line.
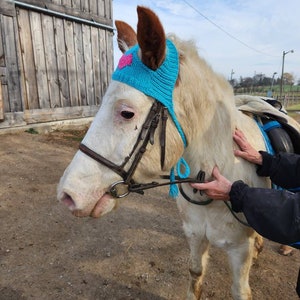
xmin=235 ymin=95 xmax=300 ymax=155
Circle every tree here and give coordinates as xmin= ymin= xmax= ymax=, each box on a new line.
xmin=253 ymin=73 xmax=265 ymax=86
xmin=239 ymin=77 xmax=253 ymax=88
xmin=282 ymin=72 xmax=294 ymax=86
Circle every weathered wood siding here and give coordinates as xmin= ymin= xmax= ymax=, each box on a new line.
xmin=0 ymin=1 xmax=22 ymax=119
xmin=0 ymin=0 xmax=113 ymax=128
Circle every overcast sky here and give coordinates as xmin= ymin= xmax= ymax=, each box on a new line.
xmin=112 ymin=0 xmax=299 ymax=82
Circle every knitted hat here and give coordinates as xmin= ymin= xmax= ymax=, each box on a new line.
xmin=112 ymin=39 xmax=186 ymax=147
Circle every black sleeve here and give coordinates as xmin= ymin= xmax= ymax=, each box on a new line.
xmin=256 ymin=151 xmax=300 ymax=189
xmin=229 ymin=180 xmax=300 ymax=245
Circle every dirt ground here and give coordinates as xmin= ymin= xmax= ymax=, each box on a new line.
xmin=1 ymin=128 xmax=300 ymax=300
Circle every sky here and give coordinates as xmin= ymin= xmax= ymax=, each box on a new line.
xmin=112 ymin=0 xmax=300 ymax=82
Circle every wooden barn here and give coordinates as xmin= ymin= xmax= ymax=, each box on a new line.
xmin=0 ymin=0 xmax=113 ymax=130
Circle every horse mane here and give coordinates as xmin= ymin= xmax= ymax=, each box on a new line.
xmin=166 ymin=34 xmax=236 ymax=144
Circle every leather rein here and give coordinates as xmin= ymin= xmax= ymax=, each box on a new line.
xmin=79 ymin=101 xmax=210 ymax=205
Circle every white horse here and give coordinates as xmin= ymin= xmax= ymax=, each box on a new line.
xmin=57 ymin=6 xmax=298 ymax=300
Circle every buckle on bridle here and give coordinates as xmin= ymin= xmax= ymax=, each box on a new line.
xmin=109 ymin=181 xmax=130 ymax=198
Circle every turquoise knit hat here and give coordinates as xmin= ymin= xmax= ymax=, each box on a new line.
xmin=112 ymin=39 xmax=190 ymax=197
xmin=112 ymin=39 xmax=186 ymax=146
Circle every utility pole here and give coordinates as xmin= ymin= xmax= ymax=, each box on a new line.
xmin=268 ymin=72 xmax=277 ymax=97
xmin=230 ymin=69 xmax=234 ymax=86
xmin=280 ymin=50 xmax=294 ymax=100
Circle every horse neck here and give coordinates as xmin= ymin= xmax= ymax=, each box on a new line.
xmin=170 ymin=42 xmax=237 ymax=176
xmin=179 ymin=84 xmax=237 ymax=177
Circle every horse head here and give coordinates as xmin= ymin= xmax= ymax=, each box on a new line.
xmin=57 ymin=6 xmax=192 ymax=218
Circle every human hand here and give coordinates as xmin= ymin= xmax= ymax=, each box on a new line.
xmin=233 ymin=129 xmax=263 ymax=165
xmin=190 ymin=166 xmax=232 ymax=200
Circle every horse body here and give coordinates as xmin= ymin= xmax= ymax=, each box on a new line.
xmin=58 ymin=6 xmax=274 ymax=299
xmin=174 ymin=79 xmax=269 ymax=299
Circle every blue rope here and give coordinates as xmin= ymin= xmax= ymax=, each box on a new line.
xmin=254 ymin=117 xmax=275 ymax=155
xmin=169 ymin=157 xmax=191 ymax=198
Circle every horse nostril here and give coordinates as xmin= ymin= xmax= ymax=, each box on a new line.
xmin=61 ymin=193 xmax=76 ymax=210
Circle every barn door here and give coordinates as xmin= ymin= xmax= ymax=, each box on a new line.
xmin=15 ymin=1 xmax=113 ymax=123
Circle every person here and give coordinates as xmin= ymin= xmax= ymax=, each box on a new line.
xmin=190 ymin=128 xmax=300 ymax=296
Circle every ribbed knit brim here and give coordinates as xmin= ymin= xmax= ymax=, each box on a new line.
xmin=112 ymin=39 xmax=186 ymax=147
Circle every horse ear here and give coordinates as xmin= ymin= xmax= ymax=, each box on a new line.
xmin=115 ymin=20 xmax=137 ymax=53
xmin=136 ymin=6 xmax=166 ymax=70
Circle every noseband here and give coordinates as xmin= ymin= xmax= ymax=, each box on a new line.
xmin=79 ymin=101 xmax=209 ymax=204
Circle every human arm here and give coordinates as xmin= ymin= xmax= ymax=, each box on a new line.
xmin=234 ymin=129 xmax=300 ymax=189
xmin=230 ymin=180 xmax=300 ymax=245
xmin=190 ymin=167 xmax=300 ymax=245
xmin=257 ymin=151 xmax=300 ymax=189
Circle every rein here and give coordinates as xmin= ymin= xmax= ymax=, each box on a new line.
xmin=79 ymin=101 xmax=208 ymax=204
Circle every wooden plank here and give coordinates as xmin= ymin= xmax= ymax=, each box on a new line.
xmin=17 ymin=8 xmax=39 ymax=110
xmin=1 ymin=84 xmax=9 ymax=113
xmin=0 ymin=19 xmax=4 ymax=67
xmin=104 ymin=0 xmax=112 ymax=19
xmin=97 ymin=0 xmax=105 ymax=17
xmin=0 ymin=67 xmax=6 ymax=82
xmin=0 ymin=83 xmax=3 ymax=120
xmin=81 ymin=0 xmax=89 ymax=13
xmin=15 ymin=0 xmax=113 ymax=28
xmin=71 ymin=0 xmax=81 ymax=10
xmin=62 ymin=0 xmax=72 ymax=7
xmin=23 ymin=105 xmax=99 ymax=123
xmin=2 ymin=15 xmax=23 ymax=112
xmin=14 ymin=8 xmax=28 ymax=117
xmin=91 ymin=27 xmax=101 ymax=105
xmin=73 ymin=22 xmax=87 ymax=106
xmin=30 ymin=11 xmax=51 ymax=108
xmin=41 ymin=14 xmax=61 ymax=108
xmin=106 ymin=29 xmax=113 ymax=82
xmin=54 ymin=16 xmax=70 ymax=107
xmin=51 ymin=0 xmax=62 ymax=5
xmin=82 ymin=24 xmax=94 ymax=105
xmin=64 ymin=19 xmax=79 ymax=106
xmin=89 ymin=0 xmax=97 ymax=16
xmin=0 ymin=0 xmax=16 ymax=17
xmin=0 ymin=111 xmax=26 ymax=128
xmin=98 ymin=28 xmax=108 ymax=96
xmin=0 ymin=105 xmax=98 ymax=129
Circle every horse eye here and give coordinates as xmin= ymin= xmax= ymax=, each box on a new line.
xmin=121 ymin=110 xmax=135 ymax=119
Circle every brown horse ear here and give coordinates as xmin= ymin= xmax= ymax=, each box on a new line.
xmin=136 ymin=6 xmax=166 ymax=70
xmin=115 ymin=20 xmax=137 ymax=53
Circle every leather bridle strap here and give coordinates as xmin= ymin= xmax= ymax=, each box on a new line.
xmin=160 ymin=107 xmax=168 ymax=169
xmin=79 ymin=143 xmax=127 ymax=179
xmin=123 ymin=101 xmax=164 ymax=183
xmin=79 ymin=101 xmax=165 ymax=185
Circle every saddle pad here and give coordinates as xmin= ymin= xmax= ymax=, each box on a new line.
xmin=235 ymin=95 xmax=300 ymax=154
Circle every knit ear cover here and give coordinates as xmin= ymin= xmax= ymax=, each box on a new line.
xmin=112 ymin=39 xmax=186 ymax=146
xmin=112 ymin=39 xmax=190 ymax=197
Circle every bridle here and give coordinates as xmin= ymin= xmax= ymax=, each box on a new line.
xmin=79 ymin=101 xmax=166 ymax=197
xmin=79 ymin=101 xmax=210 ymax=204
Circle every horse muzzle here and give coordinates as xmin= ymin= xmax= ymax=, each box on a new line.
xmin=59 ymin=191 xmax=117 ymax=218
